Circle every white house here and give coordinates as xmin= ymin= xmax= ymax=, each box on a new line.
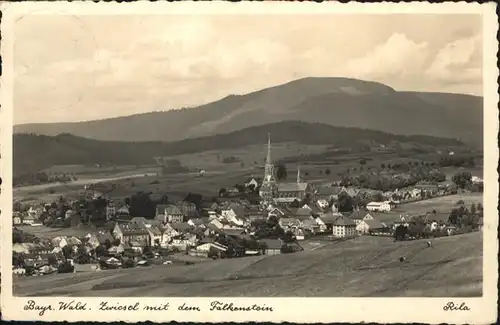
xmin=208 ymin=218 xmax=224 ymax=230
xmin=314 ymin=217 xmax=329 ymax=233
xmin=106 ymin=204 xmax=117 ymax=221
xmin=51 ymin=236 xmax=69 ymax=248
xmin=332 ymin=216 xmax=357 ymax=238
xmin=363 ymin=213 xmax=375 ymax=221
xmin=471 ymin=176 xmax=483 ymax=184
xmin=366 ymin=201 xmax=391 ymax=212
xmin=22 ymin=215 xmax=36 ymax=225
xmin=220 ymin=208 xmax=245 ymax=226
xmin=356 ymin=218 xmax=384 ymax=234
xmin=146 ymin=225 xmax=165 ymax=247
xmin=161 ymin=224 xmax=179 ymax=244
xmin=244 ymin=178 xmax=260 ymax=189
xmin=13 ymin=213 xmax=22 ymax=226
xmin=196 ymin=242 xmax=228 ymax=253
xmin=187 ymin=218 xmax=206 ymax=228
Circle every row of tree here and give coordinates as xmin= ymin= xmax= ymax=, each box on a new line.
xmin=13 ymin=172 xmax=77 ymax=187
xmin=339 ymin=166 xmax=446 ymax=191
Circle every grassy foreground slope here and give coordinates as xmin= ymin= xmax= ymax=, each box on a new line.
xmin=14 ymin=233 xmax=482 ymax=297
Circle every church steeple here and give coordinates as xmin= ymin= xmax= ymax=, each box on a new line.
xmin=260 ymin=133 xmax=277 ymax=206
xmin=263 ymin=133 xmax=275 ymax=183
xmin=266 ymin=133 xmax=272 ymax=166
xmin=297 ymin=165 xmax=301 ymax=183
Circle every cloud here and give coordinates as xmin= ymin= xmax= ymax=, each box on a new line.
xmin=12 ymin=15 xmax=483 ymax=124
xmin=343 ymin=33 xmax=430 ymax=79
xmin=425 ymin=35 xmax=482 ymax=83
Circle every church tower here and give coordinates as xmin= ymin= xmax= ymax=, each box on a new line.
xmin=264 ymin=133 xmax=276 ymax=183
xmin=259 ymin=133 xmax=277 ymax=205
xmin=297 ymin=165 xmax=301 ymax=183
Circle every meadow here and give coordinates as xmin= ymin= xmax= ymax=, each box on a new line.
xmin=14 ymin=232 xmax=482 ymax=297
xmin=373 ymin=193 xmax=484 ymax=223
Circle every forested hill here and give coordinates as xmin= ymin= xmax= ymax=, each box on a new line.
xmin=15 ymin=77 xmax=483 ymax=146
xmin=14 ymin=121 xmax=465 ymax=175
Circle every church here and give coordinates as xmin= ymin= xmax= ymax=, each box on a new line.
xmin=259 ymin=134 xmax=314 ymax=207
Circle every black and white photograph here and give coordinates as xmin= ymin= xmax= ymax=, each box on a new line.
xmin=1 ymin=1 xmax=498 ymax=324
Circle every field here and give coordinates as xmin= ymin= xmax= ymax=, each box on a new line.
xmin=14 ymin=232 xmax=482 ymax=297
xmin=374 ymin=193 xmax=484 ymax=223
xmin=15 ymin=142 xmax=482 ymax=205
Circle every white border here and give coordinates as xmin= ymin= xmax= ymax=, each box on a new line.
xmin=0 ymin=1 xmax=498 ymax=323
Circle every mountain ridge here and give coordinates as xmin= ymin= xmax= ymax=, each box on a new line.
xmin=14 ymin=77 xmax=483 ymax=146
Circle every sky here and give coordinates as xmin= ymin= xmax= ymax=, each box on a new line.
xmin=13 ymin=14 xmax=483 ymax=124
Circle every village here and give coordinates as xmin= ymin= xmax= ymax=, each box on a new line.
xmin=12 ymin=136 xmax=484 ymax=277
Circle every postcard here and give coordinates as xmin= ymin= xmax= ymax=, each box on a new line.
xmin=0 ymin=1 xmax=498 ymax=323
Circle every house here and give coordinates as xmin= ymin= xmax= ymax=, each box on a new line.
xmin=116 ymin=206 xmax=131 ymax=219
xmin=113 ymin=224 xmax=149 ymax=245
xmin=208 ymin=218 xmax=224 ymax=230
xmin=195 ymin=242 xmax=228 ymax=254
xmin=366 ymin=201 xmax=391 ymax=212
xmin=471 ymin=176 xmax=483 ymax=184
xmin=27 ymin=206 xmax=43 ymax=219
xmin=332 ymin=216 xmax=357 ymax=238
xmin=446 ymin=226 xmax=458 ymax=236
xmin=221 ymin=228 xmax=246 ymax=239
xmin=129 ymin=240 xmax=148 ymax=252
xmin=86 ymin=230 xmax=113 ymax=248
xmin=108 ymin=245 xmax=126 ymax=255
xmin=292 ymin=208 xmax=315 ymax=220
xmin=244 ymin=177 xmax=261 ymax=189
xmin=356 ymin=218 xmax=385 ymax=234
xmin=349 ymin=210 xmax=367 ymax=225
xmin=162 ymin=223 xmax=180 ymax=241
xmin=318 ymin=212 xmax=343 ymax=229
xmin=345 ymin=187 xmax=360 ymax=197
xmin=268 ymin=206 xmax=292 ymax=219
xmin=279 ymin=217 xmax=302 ymax=229
xmin=393 ymin=220 xmax=410 ymax=229
xmin=66 ymin=237 xmax=82 ymax=247
xmin=292 ymin=228 xmax=305 ymax=241
xmin=220 ymin=204 xmax=247 ymax=226
xmin=301 ymin=219 xmax=321 ymax=235
xmin=363 ymin=213 xmax=375 ymax=221
xmin=301 ymin=204 xmax=321 ymax=215
xmin=13 ymin=213 xmax=22 ymax=226
xmin=51 ymin=236 xmax=69 ymax=248
xmin=246 ymin=208 xmax=266 ymax=222
xmin=259 ymin=239 xmax=283 ymax=255
xmin=203 ymin=225 xmax=219 ymax=237
xmin=129 ymin=217 xmax=150 ymax=228
xmin=315 ymin=186 xmax=347 ymax=201
xmin=428 ymin=221 xmax=440 ymax=232
xmin=23 ymin=214 xmax=36 ymax=225
xmin=171 ymin=233 xmax=198 ymax=249
xmin=105 ymin=202 xmax=117 ymax=220
xmin=146 ymin=225 xmax=165 ymax=247
xmin=316 ymin=199 xmax=330 ymax=211
xmin=187 ymin=218 xmax=207 ymax=228
xmin=274 ymin=197 xmax=299 ymax=206
xmin=170 ymin=222 xmax=193 ymax=234
xmin=155 ymin=204 xmax=185 ymax=223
